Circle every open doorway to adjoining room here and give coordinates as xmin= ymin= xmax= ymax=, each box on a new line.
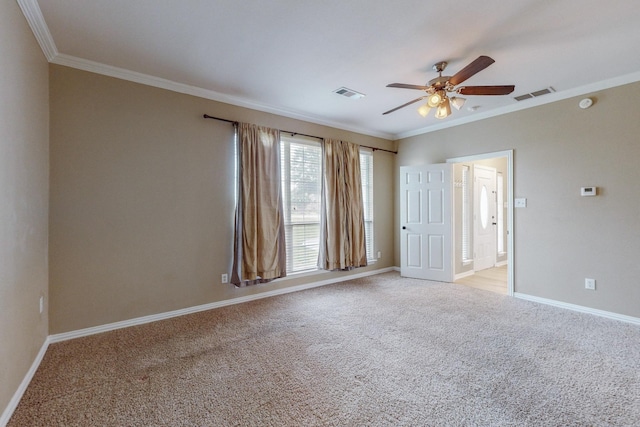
xmin=447 ymin=150 xmax=513 ymax=295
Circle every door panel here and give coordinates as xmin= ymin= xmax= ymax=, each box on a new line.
xmin=407 ymin=234 xmax=422 ymax=268
xmin=428 ymin=235 xmax=444 ymax=269
xmin=400 ymin=164 xmax=452 ymax=282
xmin=427 ymin=189 xmax=444 ymax=224
xmin=407 ymin=190 xmax=422 ymax=224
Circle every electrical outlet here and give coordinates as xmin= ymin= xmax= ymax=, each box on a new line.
xmin=585 ymin=278 xmax=596 ymax=290
xmin=221 ymin=273 xmax=228 ymax=284
xmin=377 ymin=251 xmax=381 ymax=259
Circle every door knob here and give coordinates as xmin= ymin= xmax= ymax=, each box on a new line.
xmin=402 ymin=226 xmax=406 ymax=230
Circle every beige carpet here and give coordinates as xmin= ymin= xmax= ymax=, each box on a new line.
xmin=9 ymin=272 xmax=640 ymax=426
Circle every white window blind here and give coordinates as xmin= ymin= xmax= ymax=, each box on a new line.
xmin=280 ymin=135 xmax=322 ymax=274
xmin=360 ymin=148 xmax=374 ymax=261
xmin=280 ymin=137 xmax=375 ymax=273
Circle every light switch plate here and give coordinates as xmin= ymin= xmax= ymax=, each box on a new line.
xmin=514 ymin=198 xmax=527 ymax=208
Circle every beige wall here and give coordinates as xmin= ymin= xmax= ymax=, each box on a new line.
xmin=0 ymin=0 xmax=49 ymax=417
xmin=396 ymin=82 xmax=640 ymax=318
xmin=49 ymin=64 xmax=396 ymax=334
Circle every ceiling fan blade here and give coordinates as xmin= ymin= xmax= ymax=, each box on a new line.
xmin=387 ymin=83 xmax=431 ymax=91
xmin=448 ymin=56 xmax=495 ymax=86
xmin=382 ymin=96 xmax=427 ymax=115
xmin=457 ymin=85 xmax=515 ymax=95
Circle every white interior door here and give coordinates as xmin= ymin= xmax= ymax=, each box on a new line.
xmin=400 ymin=164 xmax=452 ymax=282
xmin=473 ymin=165 xmax=496 ymax=271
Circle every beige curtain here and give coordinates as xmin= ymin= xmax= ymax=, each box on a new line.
xmin=231 ymin=123 xmax=286 ymax=286
xmin=318 ymin=139 xmax=368 ymax=271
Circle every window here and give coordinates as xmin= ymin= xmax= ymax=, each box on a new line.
xmin=360 ymin=148 xmax=374 ymax=262
xmin=280 ymin=136 xmax=374 ymax=274
xmin=280 ymin=135 xmax=322 ymax=274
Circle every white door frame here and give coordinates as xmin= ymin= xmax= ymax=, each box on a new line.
xmin=447 ymin=150 xmax=514 ymax=296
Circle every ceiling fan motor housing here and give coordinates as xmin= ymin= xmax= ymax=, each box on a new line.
xmin=428 ymin=75 xmax=452 ymax=91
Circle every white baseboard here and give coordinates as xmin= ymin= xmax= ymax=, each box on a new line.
xmin=0 ymin=337 xmax=50 ymax=427
xmin=7 ymin=270 xmax=635 ymax=427
xmin=495 ymin=260 xmax=508 ymax=267
xmin=2 ymin=267 xmax=394 ymax=425
xmin=514 ymin=292 xmax=640 ymax=325
xmin=49 ymin=266 xmax=396 ymax=343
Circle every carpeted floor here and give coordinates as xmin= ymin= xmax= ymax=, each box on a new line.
xmin=9 ymin=272 xmax=640 ymax=426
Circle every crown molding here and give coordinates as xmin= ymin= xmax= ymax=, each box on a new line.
xmin=51 ymin=53 xmax=395 ymax=141
xmin=396 ymin=70 xmax=640 ymax=140
xmin=18 ymin=0 xmax=640 ymax=142
xmin=16 ymin=0 xmax=57 ymax=61
xmin=16 ymin=0 xmax=393 ymax=140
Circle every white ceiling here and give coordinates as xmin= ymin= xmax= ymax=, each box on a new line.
xmin=21 ymin=0 xmax=640 ymax=139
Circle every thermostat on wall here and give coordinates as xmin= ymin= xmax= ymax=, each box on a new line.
xmin=581 ymin=186 xmax=597 ymax=196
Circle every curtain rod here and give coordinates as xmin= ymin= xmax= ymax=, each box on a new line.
xmin=203 ymin=114 xmax=397 ymax=154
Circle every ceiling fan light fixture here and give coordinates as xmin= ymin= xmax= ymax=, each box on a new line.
xmin=417 ymin=104 xmax=432 ymax=117
xmin=435 ymin=98 xmax=451 ymax=119
xmin=427 ymin=91 xmax=443 ymax=108
xmin=450 ymin=96 xmax=466 ymax=110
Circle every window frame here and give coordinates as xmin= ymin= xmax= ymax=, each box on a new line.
xmin=360 ymin=147 xmax=375 ymax=263
xmin=280 ymin=135 xmax=323 ymax=275
xmin=279 ymin=137 xmax=375 ymax=275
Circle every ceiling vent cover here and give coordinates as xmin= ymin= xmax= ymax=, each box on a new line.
xmin=514 ymin=87 xmax=555 ymax=101
xmin=334 ymin=87 xmax=366 ymax=99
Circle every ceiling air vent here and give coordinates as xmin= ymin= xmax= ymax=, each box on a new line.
xmin=514 ymin=93 xmax=534 ymax=101
xmin=514 ymin=87 xmax=556 ymax=101
xmin=333 ymin=87 xmax=366 ymax=99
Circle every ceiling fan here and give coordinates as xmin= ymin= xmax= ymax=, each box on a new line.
xmin=383 ymin=55 xmax=514 ymax=119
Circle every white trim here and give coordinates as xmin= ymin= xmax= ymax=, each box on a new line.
xmin=3 ymin=268 xmax=393 ymax=424
xmin=16 ymin=0 xmax=57 ymax=61
xmin=514 ymin=293 xmax=640 ymax=326
xmin=396 ymin=70 xmax=640 ymax=139
xmin=15 ymin=0 xmax=640 ymax=141
xmin=495 ymin=260 xmax=508 ymax=267
xmin=48 ymin=53 xmax=394 ymax=141
xmin=17 ymin=0 xmax=640 ymax=141
xmin=4 ymin=271 xmax=636 ymax=426
xmin=16 ymin=0 xmax=396 ymax=140
xmin=0 ymin=337 xmax=50 ymax=427
xmin=49 ymin=266 xmax=395 ymax=343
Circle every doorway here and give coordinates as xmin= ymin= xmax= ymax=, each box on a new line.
xmin=447 ymin=150 xmax=513 ymax=296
